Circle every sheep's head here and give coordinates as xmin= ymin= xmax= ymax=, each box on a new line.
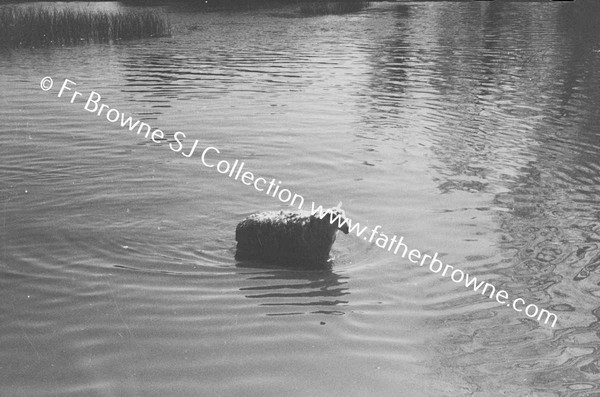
xmin=318 ymin=208 xmax=349 ymax=234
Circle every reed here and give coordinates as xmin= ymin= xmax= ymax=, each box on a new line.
xmin=0 ymin=6 xmax=170 ymax=48
xmin=299 ymin=0 xmax=370 ymax=16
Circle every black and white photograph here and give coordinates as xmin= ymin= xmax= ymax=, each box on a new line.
xmin=1 ymin=0 xmax=599 ymax=395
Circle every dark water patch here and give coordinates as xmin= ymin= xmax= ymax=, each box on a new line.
xmin=299 ymin=0 xmax=369 ymax=16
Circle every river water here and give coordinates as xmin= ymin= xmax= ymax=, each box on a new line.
xmin=1 ymin=1 xmax=600 ymax=396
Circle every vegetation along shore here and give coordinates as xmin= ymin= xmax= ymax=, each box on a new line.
xmin=0 ymin=5 xmax=170 ymax=47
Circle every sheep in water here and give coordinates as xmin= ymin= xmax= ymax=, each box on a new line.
xmin=235 ymin=207 xmax=349 ymax=266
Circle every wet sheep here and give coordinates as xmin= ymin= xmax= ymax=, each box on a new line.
xmin=235 ymin=208 xmax=349 ymax=266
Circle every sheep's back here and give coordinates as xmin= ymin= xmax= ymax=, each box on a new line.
xmin=235 ymin=211 xmax=337 ymax=265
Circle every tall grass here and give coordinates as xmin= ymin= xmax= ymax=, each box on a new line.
xmin=299 ymin=0 xmax=370 ymax=16
xmin=0 ymin=6 xmax=171 ymax=48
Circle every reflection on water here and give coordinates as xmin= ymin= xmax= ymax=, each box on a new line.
xmin=1 ymin=1 xmax=600 ymax=396
xmin=405 ymin=2 xmax=600 ymax=395
xmin=238 ymin=264 xmax=349 ymax=316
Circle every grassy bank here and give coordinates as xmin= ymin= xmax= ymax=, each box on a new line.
xmin=0 ymin=6 xmax=170 ymax=48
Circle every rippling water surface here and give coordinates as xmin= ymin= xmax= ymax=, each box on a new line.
xmin=2 ymin=2 xmax=600 ymax=396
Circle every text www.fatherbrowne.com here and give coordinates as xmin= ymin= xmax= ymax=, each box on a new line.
xmin=41 ymin=77 xmax=559 ymax=328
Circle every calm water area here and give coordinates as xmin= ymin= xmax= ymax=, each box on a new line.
xmin=1 ymin=1 xmax=600 ymax=395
